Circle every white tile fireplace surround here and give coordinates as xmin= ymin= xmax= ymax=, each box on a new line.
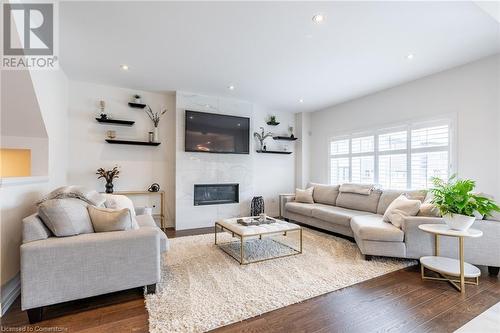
xmin=175 ymin=92 xmax=296 ymax=230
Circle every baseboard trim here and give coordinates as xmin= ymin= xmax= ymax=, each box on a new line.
xmin=1 ymin=273 xmax=21 ymax=317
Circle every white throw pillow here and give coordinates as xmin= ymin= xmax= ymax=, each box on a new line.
xmin=383 ymin=195 xmax=421 ymax=228
xmin=88 ymin=206 xmax=135 ymax=232
xmin=295 ymin=187 xmax=314 ymax=204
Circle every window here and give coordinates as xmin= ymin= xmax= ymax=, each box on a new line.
xmin=329 ymin=119 xmax=453 ymax=189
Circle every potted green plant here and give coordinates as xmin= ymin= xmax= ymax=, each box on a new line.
xmin=430 ymin=175 xmax=500 ymax=231
xmin=266 ymin=115 xmax=280 ymax=126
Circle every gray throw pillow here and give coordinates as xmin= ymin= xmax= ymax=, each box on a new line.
xmin=38 ymin=198 xmax=95 ymax=237
xmin=88 ymin=206 xmax=135 ymax=232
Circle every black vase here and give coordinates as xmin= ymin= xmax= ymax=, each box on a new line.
xmin=250 ymin=196 xmax=265 ymax=216
xmin=105 ymin=181 xmax=114 ymax=193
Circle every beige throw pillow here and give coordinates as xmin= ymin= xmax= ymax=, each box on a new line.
xmin=88 ymin=206 xmax=135 ymax=232
xmin=417 ymin=191 xmax=441 ymax=217
xmin=383 ymin=195 xmax=421 ymax=228
xmin=295 ymin=187 xmax=314 ymax=204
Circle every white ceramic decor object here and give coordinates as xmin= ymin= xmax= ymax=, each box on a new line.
xmin=443 ymin=213 xmax=476 ymax=231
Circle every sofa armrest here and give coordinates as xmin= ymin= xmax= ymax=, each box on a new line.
xmin=401 ymin=216 xmax=444 ymax=233
xmin=280 ymin=194 xmax=296 ymax=218
xmin=21 ymin=228 xmax=161 ymax=310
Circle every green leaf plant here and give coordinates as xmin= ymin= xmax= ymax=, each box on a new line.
xmin=430 ymin=174 xmax=500 ymax=218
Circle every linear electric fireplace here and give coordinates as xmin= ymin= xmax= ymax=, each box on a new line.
xmin=194 ymin=183 xmax=239 ymax=206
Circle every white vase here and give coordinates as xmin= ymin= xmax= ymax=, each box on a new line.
xmin=443 ymin=213 xmax=476 ymax=231
xmin=153 ymin=127 xmax=159 ymax=142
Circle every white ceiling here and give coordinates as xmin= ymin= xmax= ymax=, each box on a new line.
xmin=60 ymin=1 xmax=500 ymax=113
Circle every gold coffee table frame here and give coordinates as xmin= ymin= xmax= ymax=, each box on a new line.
xmin=215 ymin=222 xmax=302 ymax=265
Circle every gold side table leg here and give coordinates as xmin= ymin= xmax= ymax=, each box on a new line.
xmin=459 ymin=236 xmax=465 ymax=293
xmin=240 ymin=235 xmax=244 ymax=265
xmin=214 ymin=224 xmax=218 ymax=245
xmin=435 ymin=234 xmax=440 ymax=256
xmin=299 ymin=228 xmax=303 ymax=253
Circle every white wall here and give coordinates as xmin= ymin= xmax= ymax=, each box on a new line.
xmin=175 ymin=92 xmax=296 ymax=230
xmin=309 ymin=55 xmax=500 ymax=199
xmin=66 ymin=81 xmax=176 ymax=227
xmin=295 ymin=112 xmax=311 ymax=188
xmin=0 ymin=68 xmax=69 ymax=312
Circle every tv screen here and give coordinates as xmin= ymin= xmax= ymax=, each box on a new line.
xmin=185 ymin=110 xmax=250 ymax=154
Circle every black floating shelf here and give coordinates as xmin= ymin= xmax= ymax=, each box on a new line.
xmin=256 ymin=150 xmax=292 ymax=155
xmin=128 ymin=102 xmax=147 ymax=109
xmin=106 ymin=139 xmax=160 ymax=146
xmin=266 ymin=122 xmax=280 ymax=126
xmin=96 ymin=118 xmax=135 ymax=126
xmin=273 ymin=136 xmax=298 ymax=141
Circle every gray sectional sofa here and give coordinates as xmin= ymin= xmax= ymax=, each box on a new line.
xmin=283 ymin=183 xmax=500 ymax=273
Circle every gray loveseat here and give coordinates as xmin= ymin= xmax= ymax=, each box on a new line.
xmin=283 ymin=183 xmax=500 ymax=274
xmin=20 ymin=202 xmax=168 ymax=323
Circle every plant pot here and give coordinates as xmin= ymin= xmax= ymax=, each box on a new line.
xmin=443 ymin=213 xmax=476 ymax=231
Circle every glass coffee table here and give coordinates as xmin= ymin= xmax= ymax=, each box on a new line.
xmin=215 ymin=217 xmax=303 ymax=265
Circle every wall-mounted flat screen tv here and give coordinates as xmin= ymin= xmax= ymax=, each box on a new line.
xmin=185 ymin=110 xmax=250 ymax=154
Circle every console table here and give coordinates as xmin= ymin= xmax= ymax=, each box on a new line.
xmin=113 ymin=190 xmax=166 ymax=230
xmin=418 ymin=224 xmax=483 ymax=293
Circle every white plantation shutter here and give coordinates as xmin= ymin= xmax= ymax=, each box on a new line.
xmin=410 ymin=125 xmax=450 ymax=188
xmin=329 ymin=119 xmax=453 ymax=189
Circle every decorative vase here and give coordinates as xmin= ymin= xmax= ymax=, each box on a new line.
xmin=105 ymin=181 xmax=114 ymax=194
xmin=251 ymin=196 xmax=265 ymax=216
xmin=153 ymin=127 xmax=159 ymax=142
xmin=443 ymin=213 xmax=476 ymax=231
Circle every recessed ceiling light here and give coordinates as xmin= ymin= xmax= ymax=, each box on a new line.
xmin=120 ymin=64 xmax=129 ymax=70
xmin=299 ymin=98 xmax=304 ymax=103
xmin=312 ymin=14 xmax=324 ymax=23
xmin=228 ymin=85 xmax=235 ymax=90
xmin=406 ymin=53 xmax=414 ymax=60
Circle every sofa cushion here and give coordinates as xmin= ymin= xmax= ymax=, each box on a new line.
xmin=38 ymin=198 xmax=94 ymax=237
xmin=351 ymin=215 xmax=404 ymax=242
xmin=339 ymin=183 xmax=374 ymax=195
xmin=312 ymin=204 xmax=373 ymax=227
xmin=376 ymin=190 xmax=427 ymax=215
xmin=295 ymin=187 xmax=314 ymax=204
xmin=88 ymin=206 xmax=135 ymax=232
xmin=285 ymin=202 xmax=314 ymax=216
xmin=336 ymin=190 xmax=382 ymax=213
xmin=308 ymin=183 xmax=340 ymax=205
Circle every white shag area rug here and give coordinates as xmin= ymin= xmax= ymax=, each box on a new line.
xmin=145 ymin=228 xmax=415 ymax=333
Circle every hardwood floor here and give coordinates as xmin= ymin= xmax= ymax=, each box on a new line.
xmin=2 ymin=228 xmax=498 ymax=333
